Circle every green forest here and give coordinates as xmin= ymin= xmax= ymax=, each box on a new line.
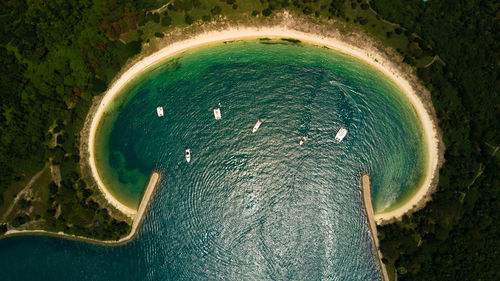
xmin=0 ymin=0 xmax=156 ymax=240
xmin=370 ymin=0 xmax=499 ymax=280
xmin=0 ymin=0 xmax=498 ymax=279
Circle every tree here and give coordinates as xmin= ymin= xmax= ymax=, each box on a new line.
xmin=0 ymin=224 xmax=7 ymax=235
xmin=185 ymin=14 xmax=194 ymax=25
xmin=161 ymin=14 xmax=172 ymax=26
xmin=210 ymin=5 xmax=222 ymax=15
xmin=262 ymin=8 xmax=272 ymax=16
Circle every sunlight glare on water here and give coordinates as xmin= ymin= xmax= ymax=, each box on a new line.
xmin=0 ymin=40 xmax=427 ymax=281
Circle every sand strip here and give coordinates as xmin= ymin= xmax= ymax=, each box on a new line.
xmin=87 ymin=26 xmax=441 ymax=223
xmin=362 ymin=174 xmax=389 ymax=281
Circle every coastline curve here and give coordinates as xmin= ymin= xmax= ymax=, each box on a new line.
xmin=86 ymin=25 xmax=443 ymax=224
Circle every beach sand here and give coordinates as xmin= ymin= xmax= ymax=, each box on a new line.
xmin=86 ymin=19 xmax=442 ymax=224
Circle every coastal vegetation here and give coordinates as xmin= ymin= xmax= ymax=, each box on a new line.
xmin=0 ymin=0 xmax=149 ymax=240
xmin=370 ymin=1 xmax=500 ymax=280
xmin=0 ymin=0 xmax=498 ymax=279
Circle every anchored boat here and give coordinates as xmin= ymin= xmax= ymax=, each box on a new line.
xmin=299 ymin=136 xmax=306 ymax=145
xmin=185 ymin=148 xmax=191 ymax=163
xmin=335 ymin=127 xmax=348 ymax=142
xmin=156 ymin=106 xmax=164 ymax=117
xmin=213 ymin=108 xmax=221 ymax=120
xmin=252 ymin=120 xmax=262 ymax=133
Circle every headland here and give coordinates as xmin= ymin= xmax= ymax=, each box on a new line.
xmin=2 ymin=172 xmax=160 ymax=246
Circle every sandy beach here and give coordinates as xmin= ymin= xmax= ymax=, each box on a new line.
xmin=87 ymin=24 xmax=441 ymax=224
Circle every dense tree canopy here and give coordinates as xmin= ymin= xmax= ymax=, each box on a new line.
xmin=0 ymin=0 xmax=152 ymax=239
xmin=371 ymin=0 xmax=500 ymax=279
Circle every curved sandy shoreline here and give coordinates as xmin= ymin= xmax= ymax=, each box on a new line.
xmin=87 ymin=26 xmax=441 ymax=223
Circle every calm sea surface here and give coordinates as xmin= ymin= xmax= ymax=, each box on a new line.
xmin=0 ymin=40 xmax=426 ymax=280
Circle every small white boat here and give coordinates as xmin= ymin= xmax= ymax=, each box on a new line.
xmin=185 ymin=148 xmax=191 ymax=163
xmin=213 ymin=108 xmax=221 ymax=120
xmin=252 ymin=120 xmax=262 ymax=133
xmin=299 ymin=136 xmax=306 ymax=145
xmin=335 ymin=127 xmax=348 ymax=142
xmin=156 ymin=106 xmax=164 ymax=117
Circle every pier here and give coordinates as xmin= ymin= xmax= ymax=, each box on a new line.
xmin=131 ymin=172 xmax=161 ymax=237
xmin=361 ymin=174 xmax=389 ymax=281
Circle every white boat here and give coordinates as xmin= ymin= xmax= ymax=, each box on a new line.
xmin=185 ymin=148 xmax=191 ymax=163
xmin=252 ymin=120 xmax=262 ymax=133
xmin=156 ymin=106 xmax=164 ymax=117
xmin=299 ymin=136 xmax=306 ymax=145
xmin=213 ymin=108 xmax=221 ymax=120
xmin=335 ymin=127 xmax=348 ymax=142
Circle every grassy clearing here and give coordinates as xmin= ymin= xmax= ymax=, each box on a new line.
xmin=0 ymin=180 xmax=27 ymax=218
xmin=3 ymin=165 xmax=52 ymax=223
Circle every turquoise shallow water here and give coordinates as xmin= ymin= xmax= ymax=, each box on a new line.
xmin=0 ymin=39 xmax=426 ymax=280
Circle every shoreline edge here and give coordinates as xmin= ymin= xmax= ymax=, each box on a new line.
xmin=86 ymin=26 xmax=442 ymax=223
